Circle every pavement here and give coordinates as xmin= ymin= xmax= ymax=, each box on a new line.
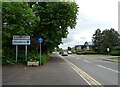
xmin=2 ymin=53 xmax=88 ymax=86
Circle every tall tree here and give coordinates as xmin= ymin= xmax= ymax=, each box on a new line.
xmin=29 ymin=2 xmax=78 ymax=54
xmin=92 ymin=29 xmax=102 ymax=53
xmin=2 ymin=2 xmax=79 ymax=63
xmin=2 ymin=2 xmax=37 ymax=63
xmin=101 ymin=28 xmax=120 ymax=53
xmin=92 ymin=28 xmax=120 ymax=54
xmin=68 ymin=46 xmax=71 ymax=51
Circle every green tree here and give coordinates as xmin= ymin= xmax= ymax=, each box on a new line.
xmin=29 ymin=2 xmax=78 ymax=54
xmin=68 ymin=46 xmax=71 ymax=51
xmin=2 ymin=2 xmax=37 ymax=64
xmin=2 ymin=2 xmax=79 ymax=64
xmin=92 ymin=28 xmax=120 ymax=54
xmin=92 ymin=29 xmax=102 ymax=53
xmin=101 ymin=28 xmax=120 ymax=53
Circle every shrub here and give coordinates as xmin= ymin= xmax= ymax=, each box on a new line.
xmin=2 ymin=47 xmax=16 ymax=64
xmin=41 ymin=54 xmax=50 ymax=64
xmin=27 ymin=53 xmax=51 ymax=65
xmin=76 ymin=51 xmax=96 ymax=55
xmin=27 ymin=54 xmax=39 ymax=62
xmin=110 ymin=46 xmax=120 ymax=56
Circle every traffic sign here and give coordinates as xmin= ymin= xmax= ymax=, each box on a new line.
xmin=12 ymin=35 xmax=31 ymax=62
xmin=12 ymin=40 xmax=30 ymax=45
xmin=107 ymin=48 xmax=110 ymax=52
xmin=38 ymin=38 xmax=43 ymax=66
xmin=13 ymin=35 xmax=30 ymax=40
xmin=38 ymin=38 xmax=43 ymax=43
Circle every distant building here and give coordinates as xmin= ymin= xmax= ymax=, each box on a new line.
xmin=75 ymin=45 xmax=84 ymax=51
xmin=83 ymin=42 xmax=93 ymax=51
xmin=75 ymin=42 xmax=93 ymax=51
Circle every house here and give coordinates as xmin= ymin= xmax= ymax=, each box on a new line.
xmin=75 ymin=42 xmax=93 ymax=51
xmin=83 ymin=42 xmax=93 ymax=51
xmin=75 ymin=45 xmax=84 ymax=51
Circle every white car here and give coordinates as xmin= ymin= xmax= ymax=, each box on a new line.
xmin=62 ymin=51 xmax=68 ymax=56
xmin=68 ymin=51 xmax=72 ymax=54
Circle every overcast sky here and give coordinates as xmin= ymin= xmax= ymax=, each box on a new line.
xmin=59 ymin=0 xmax=120 ymax=49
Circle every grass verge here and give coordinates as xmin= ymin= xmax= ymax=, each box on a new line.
xmin=111 ymin=57 xmax=120 ymax=62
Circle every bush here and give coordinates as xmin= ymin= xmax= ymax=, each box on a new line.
xmin=41 ymin=54 xmax=50 ymax=64
xmin=76 ymin=51 xmax=96 ymax=55
xmin=110 ymin=50 xmax=120 ymax=56
xmin=110 ymin=46 xmax=120 ymax=56
xmin=27 ymin=53 xmax=51 ymax=65
xmin=2 ymin=47 xmax=16 ymax=64
xmin=27 ymin=54 xmax=39 ymax=62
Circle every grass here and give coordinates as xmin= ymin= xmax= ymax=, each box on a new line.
xmin=111 ymin=57 xmax=120 ymax=61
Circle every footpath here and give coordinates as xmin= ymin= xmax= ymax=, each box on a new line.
xmin=2 ymin=53 xmax=88 ymax=86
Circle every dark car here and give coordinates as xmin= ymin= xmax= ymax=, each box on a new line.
xmin=59 ymin=51 xmax=62 ymax=54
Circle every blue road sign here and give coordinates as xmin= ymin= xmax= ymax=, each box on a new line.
xmin=38 ymin=38 xmax=43 ymax=43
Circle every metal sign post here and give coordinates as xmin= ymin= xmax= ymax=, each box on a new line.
xmin=40 ymin=43 xmax=41 ymax=66
xmin=12 ymin=35 xmax=30 ymax=63
xmin=16 ymin=45 xmax=18 ymax=62
xmin=25 ymin=45 xmax=27 ymax=62
xmin=38 ymin=38 xmax=43 ymax=66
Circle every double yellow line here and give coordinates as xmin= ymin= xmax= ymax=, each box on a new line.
xmin=60 ymin=55 xmax=103 ymax=87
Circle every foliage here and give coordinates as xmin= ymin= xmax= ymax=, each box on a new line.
xmin=41 ymin=54 xmax=50 ymax=64
xmin=92 ymin=28 xmax=120 ymax=54
xmin=29 ymin=2 xmax=79 ymax=54
xmin=27 ymin=53 xmax=50 ymax=65
xmin=27 ymin=54 xmax=39 ymax=62
xmin=110 ymin=46 xmax=120 ymax=56
xmin=2 ymin=47 xmax=16 ymax=64
xmin=56 ymin=47 xmax=63 ymax=51
xmin=68 ymin=46 xmax=71 ymax=51
xmin=2 ymin=2 xmax=37 ymax=64
xmin=76 ymin=51 xmax=96 ymax=55
xmin=2 ymin=2 xmax=79 ymax=64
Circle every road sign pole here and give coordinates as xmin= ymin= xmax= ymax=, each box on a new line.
xmin=38 ymin=38 xmax=43 ymax=66
xmin=25 ymin=45 xmax=27 ymax=62
xmin=16 ymin=45 xmax=18 ymax=62
xmin=39 ymin=43 xmax=41 ymax=66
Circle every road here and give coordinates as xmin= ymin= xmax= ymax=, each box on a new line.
xmin=2 ymin=53 xmax=119 ymax=87
xmin=60 ymin=53 xmax=119 ymax=86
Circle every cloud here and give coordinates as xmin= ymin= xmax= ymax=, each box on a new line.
xmin=80 ymin=37 xmax=86 ymax=40
xmin=59 ymin=0 xmax=119 ymax=49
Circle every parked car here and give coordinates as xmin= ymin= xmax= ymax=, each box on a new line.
xmin=62 ymin=51 xmax=68 ymax=56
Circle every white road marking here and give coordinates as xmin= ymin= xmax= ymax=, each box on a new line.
xmin=98 ymin=65 xmax=120 ymax=73
xmin=83 ymin=60 xmax=91 ymax=63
